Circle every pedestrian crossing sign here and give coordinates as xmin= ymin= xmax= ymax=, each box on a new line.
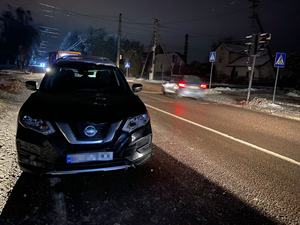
xmin=209 ymin=52 xmax=216 ymax=62
xmin=274 ymin=53 xmax=286 ymax=68
xmin=125 ymin=62 xmax=130 ymax=68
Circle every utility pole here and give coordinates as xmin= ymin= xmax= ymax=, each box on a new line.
xmin=248 ymin=0 xmax=276 ymax=82
xmin=149 ymin=18 xmax=159 ymax=80
xmin=249 ymin=0 xmax=259 ymax=32
xmin=140 ymin=34 xmax=154 ymax=79
xmin=116 ymin=13 xmax=122 ymax=68
xmin=183 ymin=34 xmax=189 ymax=64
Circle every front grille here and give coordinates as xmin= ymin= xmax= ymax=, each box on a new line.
xmin=69 ymin=122 xmax=110 ymax=141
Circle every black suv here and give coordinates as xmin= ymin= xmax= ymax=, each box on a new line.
xmin=16 ymin=56 xmax=152 ymax=175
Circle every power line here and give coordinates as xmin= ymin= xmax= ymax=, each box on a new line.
xmin=10 ymin=0 xmax=119 ymax=23
xmin=122 ymin=16 xmax=153 ymax=27
xmin=122 ymin=31 xmax=152 ymax=38
xmin=122 ymin=25 xmax=153 ymax=33
xmin=162 ymin=7 xmax=249 ymax=25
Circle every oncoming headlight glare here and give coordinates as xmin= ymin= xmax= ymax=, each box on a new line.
xmin=122 ymin=113 xmax=149 ymax=133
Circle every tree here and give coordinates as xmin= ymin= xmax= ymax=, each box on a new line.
xmin=60 ymin=30 xmax=86 ymax=53
xmin=282 ymin=52 xmax=300 ymax=90
xmin=121 ymin=40 xmax=144 ymax=77
xmin=60 ymin=28 xmax=145 ymax=76
xmin=60 ymin=28 xmax=117 ymax=60
xmin=0 ymin=5 xmax=40 ymax=65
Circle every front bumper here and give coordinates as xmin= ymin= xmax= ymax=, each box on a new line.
xmin=16 ymin=121 xmax=152 ymax=175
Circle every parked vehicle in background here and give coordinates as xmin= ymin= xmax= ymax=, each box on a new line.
xmin=48 ymin=51 xmax=81 ymax=67
xmin=162 ymin=75 xmax=207 ymax=99
xmin=16 ymin=55 xmax=152 ymax=175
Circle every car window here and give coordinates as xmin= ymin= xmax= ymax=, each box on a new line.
xmin=40 ymin=66 xmax=129 ymax=94
xmin=183 ymin=75 xmax=201 ymax=83
xmin=171 ymin=76 xmax=181 ymax=82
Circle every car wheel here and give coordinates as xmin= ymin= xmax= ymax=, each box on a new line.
xmin=162 ymin=86 xmax=166 ymax=95
xmin=175 ymin=89 xmax=182 ymax=99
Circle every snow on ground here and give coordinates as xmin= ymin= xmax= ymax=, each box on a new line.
xmin=131 ymin=78 xmax=300 ymax=121
xmin=0 ymin=91 xmax=29 ymax=212
xmin=287 ymin=92 xmax=300 ymax=98
xmin=204 ymin=90 xmax=300 ymax=121
xmin=0 ymin=72 xmax=43 ymax=212
xmin=212 ymin=87 xmax=258 ymax=92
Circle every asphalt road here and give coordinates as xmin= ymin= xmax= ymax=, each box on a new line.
xmin=137 ymin=91 xmax=300 ymax=224
xmin=0 ymin=78 xmax=299 ymax=225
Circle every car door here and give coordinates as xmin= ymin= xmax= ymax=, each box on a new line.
xmin=164 ymin=79 xmax=175 ymax=93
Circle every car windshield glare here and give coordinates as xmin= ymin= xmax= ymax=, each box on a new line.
xmin=40 ymin=67 xmax=129 ymax=94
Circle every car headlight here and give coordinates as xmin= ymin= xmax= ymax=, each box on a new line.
xmin=122 ymin=113 xmax=149 ymax=133
xmin=20 ymin=115 xmax=55 ymax=135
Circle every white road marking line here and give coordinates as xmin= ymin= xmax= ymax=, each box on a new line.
xmin=146 ymin=104 xmax=300 ymax=167
xmin=141 ymin=93 xmax=210 ymax=104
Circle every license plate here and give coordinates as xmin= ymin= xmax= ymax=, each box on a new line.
xmin=66 ymin=152 xmax=113 ymax=164
xmin=189 ymin=86 xmax=199 ymax=89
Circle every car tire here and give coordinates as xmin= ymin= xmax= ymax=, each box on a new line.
xmin=175 ymin=89 xmax=182 ymax=99
xmin=162 ymin=87 xmax=166 ymax=95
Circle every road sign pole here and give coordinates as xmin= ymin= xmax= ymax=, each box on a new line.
xmin=126 ymin=68 xmax=128 ymax=78
xmin=272 ymin=67 xmax=280 ymax=103
xmin=273 ymin=52 xmax=286 ymax=103
xmin=247 ymin=54 xmax=257 ymax=102
xmin=209 ymin=52 xmax=216 ymax=89
xmin=209 ymin=62 xmax=213 ymax=89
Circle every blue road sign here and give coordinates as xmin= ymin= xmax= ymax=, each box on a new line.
xmin=274 ymin=53 xmax=286 ymax=68
xmin=209 ymin=52 xmax=216 ymax=62
xmin=125 ymin=62 xmax=130 ymax=68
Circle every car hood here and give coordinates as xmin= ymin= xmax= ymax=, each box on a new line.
xmin=20 ymin=91 xmax=147 ymax=123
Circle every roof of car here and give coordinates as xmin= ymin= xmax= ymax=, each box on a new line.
xmin=171 ymin=75 xmax=198 ymax=77
xmin=55 ymin=55 xmax=117 ymax=67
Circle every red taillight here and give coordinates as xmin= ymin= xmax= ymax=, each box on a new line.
xmin=178 ymin=82 xmax=186 ymax=88
xmin=200 ymin=84 xmax=207 ymax=89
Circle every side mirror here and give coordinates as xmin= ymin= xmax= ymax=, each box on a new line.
xmin=132 ymin=83 xmax=143 ymax=93
xmin=25 ymin=81 xmax=38 ymax=91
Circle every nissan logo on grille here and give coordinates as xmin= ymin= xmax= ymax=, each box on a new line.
xmin=84 ymin=125 xmax=97 ymax=137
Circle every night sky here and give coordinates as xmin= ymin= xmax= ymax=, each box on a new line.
xmin=1 ymin=0 xmax=299 ymax=63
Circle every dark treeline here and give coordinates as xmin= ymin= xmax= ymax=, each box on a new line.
xmin=0 ymin=5 xmax=40 ymax=67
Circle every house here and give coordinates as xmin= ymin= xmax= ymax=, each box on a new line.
xmin=213 ymin=43 xmax=275 ymax=83
xmin=154 ymin=52 xmax=185 ymax=78
xmin=227 ymin=56 xmax=275 ymax=84
xmin=214 ymin=43 xmax=246 ymax=78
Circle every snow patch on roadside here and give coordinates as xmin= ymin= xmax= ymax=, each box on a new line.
xmin=287 ymin=92 xmax=300 ymax=98
xmin=0 ymin=79 xmax=26 ymax=92
xmin=205 ymin=89 xmax=221 ymax=94
xmin=0 ymin=70 xmax=28 ymax=75
xmin=268 ymin=103 xmax=283 ymax=108
xmin=248 ymin=97 xmax=270 ymax=107
xmin=213 ymin=87 xmax=257 ymax=92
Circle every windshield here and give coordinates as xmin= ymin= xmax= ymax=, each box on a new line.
xmin=39 ymin=66 xmax=130 ymax=94
xmin=183 ymin=75 xmax=201 ymax=83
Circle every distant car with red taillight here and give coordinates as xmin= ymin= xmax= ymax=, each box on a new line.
xmin=162 ymin=75 xmax=206 ymax=99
